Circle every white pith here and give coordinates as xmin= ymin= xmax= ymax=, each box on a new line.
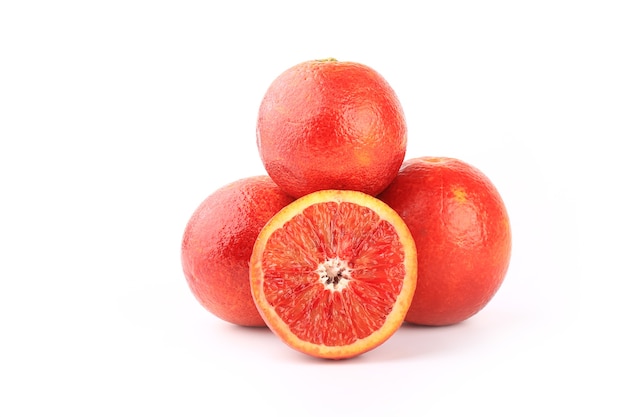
xmin=316 ymin=257 xmax=351 ymax=291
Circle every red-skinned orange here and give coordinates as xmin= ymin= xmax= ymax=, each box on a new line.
xmin=378 ymin=157 xmax=512 ymax=326
xmin=256 ymin=58 xmax=407 ymax=199
xmin=181 ymin=176 xmax=294 ymax=326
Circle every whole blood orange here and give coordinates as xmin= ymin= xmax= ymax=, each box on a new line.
xmin=378 ymin=157 xmax=512 ymax=326
xmin=181 ymin=176 xmax=294 ymax=326
xmin=256 ymin=58 xmax=407 ymax=198
xmin=249 ymin=190 xmax=417 ymax=359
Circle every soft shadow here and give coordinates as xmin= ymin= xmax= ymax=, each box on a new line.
xmin=214 ymin=321 xmax=276 ymax=340
xmin=216 ymin=323 xmax=391 ymax=365
xmin=208 ymin=321 xmax=301 ymax=360
xmin=363 ymin=321 xmax=472 ymax=362
xmin=364 ymin=307 xmax=532 ymax=362
xmin=209 ymin=307 xmax=531 ymax=364
xmin=261 ymin=323 xmax=471 ymax=365
xmin=213 ymin=320 xmax=472 ymax=364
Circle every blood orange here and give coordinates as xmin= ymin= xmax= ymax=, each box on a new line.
xmin=249 ymin=190 xmax=417 ymax=359
xmin=256 ymin=58 xmax=407 ymax=198
xmin=181 ymin=176 xmax=294 ymax=326
xmin=378 ymin=157 xmax=512 ymax=326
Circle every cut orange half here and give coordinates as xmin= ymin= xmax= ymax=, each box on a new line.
xmin=249 ymin=190 xmax=417 ymax=359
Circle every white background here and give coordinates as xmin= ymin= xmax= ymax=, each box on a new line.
xmin=1 ymin=1 xmax=624 ymax=416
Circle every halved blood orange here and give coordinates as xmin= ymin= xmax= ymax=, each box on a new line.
xmin=249 ymin=190 xmax=417 ymax=359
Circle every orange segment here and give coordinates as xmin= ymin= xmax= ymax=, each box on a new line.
xmin=250 ymin=190 xmax=417 ymax=359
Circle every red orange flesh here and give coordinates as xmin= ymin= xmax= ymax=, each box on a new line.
xmin=250 ymin=190 xmax=417 ymax=359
